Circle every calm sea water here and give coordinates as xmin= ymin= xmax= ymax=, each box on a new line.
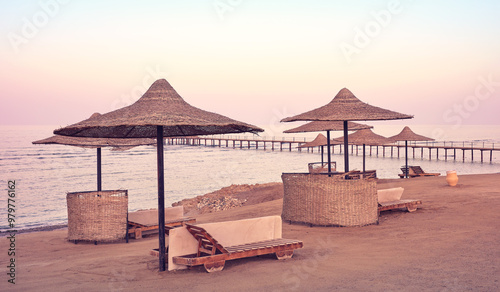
xmin=1 ymin=125 xmax=499 ymax=231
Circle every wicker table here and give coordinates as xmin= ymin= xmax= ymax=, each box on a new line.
xmin=281 ymin=173 xmax=378 ymax=227
xmin=66 ymin=190 xmax=128 ymax=243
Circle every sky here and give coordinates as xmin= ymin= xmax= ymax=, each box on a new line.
xmin=1 ymin=0 xmax=500 ymax=129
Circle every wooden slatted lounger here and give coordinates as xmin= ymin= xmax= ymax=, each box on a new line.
xmin=127 ymin=206 xmax=195 ymax=239
xmin=378 ymin=200 xmax=422 ymax=212
xmin=399 ymin=166 xmax=440 ymax=178
xmin=173 ymin=224 xmax=304 ymax=272
xmin=377 ymin=187 xmax=422 ymax=213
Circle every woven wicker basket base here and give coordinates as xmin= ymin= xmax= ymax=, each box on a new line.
xmin=67 ymin=190 xmax=128 ymax=242
xmin=282 ymin=173 xmax=377 ymax=227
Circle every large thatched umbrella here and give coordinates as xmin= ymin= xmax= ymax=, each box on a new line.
xmin=388 ymin=126 xmax=434 ymax=178
xmin=281 ymin=88 xmax=413 ymax=172
xmin=54 ymin=79 xmax=263 ymax=271
xmin=286 ymin=121 xmax=372 ymax=172
xmin=33 ymin=121 xmax=156 ymax=191
xmin=333 ymin=128 xmax=391 ymax=173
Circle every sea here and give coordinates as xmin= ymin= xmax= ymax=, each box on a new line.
xmin=1 ymin=124 xmax=500 ymax=232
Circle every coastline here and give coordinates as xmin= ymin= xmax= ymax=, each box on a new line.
xmin=2 ymin=173 xmax=499 ymax=290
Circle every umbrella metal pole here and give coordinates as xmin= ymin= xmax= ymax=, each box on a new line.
xmin=157 ymin=126 xmax=166 ymax=271
xmin=326 ymin=130 xmax=332 ymax=176
xmin=343 ymin=121 xmax=349 ymax=173
xmin=321 ymin=146 xmax=324 ymax=164
xmin=97 ymin=148 xmax=102 ymax=191
xmin=363 ymin=144 xmax=366 ymax=174
xmin=405 ymin=140 xmax=408 ymax=179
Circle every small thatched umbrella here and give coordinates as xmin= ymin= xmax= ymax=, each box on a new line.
xmin=33 ymin=121 xmax=156 ymax=191
xmin=288 ymin=121 xmax=372 ymax=170
xmin=333 ymin=128 xmax=392 ymax=173
xmin=388 ymin=126 xmax=434 ymax=178
xmin=297 ymin=133 xmax=341 ymax=164
xmin=281 ymin=88 xmax=412 ymax=172
xmin=54 ymin=79 xmax=263 ymax=271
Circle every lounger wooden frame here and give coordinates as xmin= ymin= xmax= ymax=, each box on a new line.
xmin=127 ymin=217 xmax=195 ymax=239
xmin=173 ymin=224 xmax=303 ymax=272
xmin=399 ymin=166 xmax=440 ymax=178
xmin=378 ymin=199 xmax=422 ymax=212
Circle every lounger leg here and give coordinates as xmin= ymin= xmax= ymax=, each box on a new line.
xmin=276 ymin=250 xmax=294 ymax=260
xmin=407 ymin=204 xmax=418 ymax=212
xmin=204 ymin=260 xmax=225 ymax=273
xmin=135 ymin=228 xmax=142 ymax=239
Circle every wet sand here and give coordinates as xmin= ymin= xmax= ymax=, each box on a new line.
xmin=1 ymin=173 xmax=499 ymax=291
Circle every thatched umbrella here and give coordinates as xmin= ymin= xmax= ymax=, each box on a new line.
xmin=388 ymin=126 xmax=434 ymax=178
xmin=33 ymin=121 xmax=156 ymax=191
xmin=281 ymin=88 xmax=412 ymax=172
xmin=288 ymin=121 xmax=372 ymax=169
xmin=54 ymin=79 xmax=263 ymax=271
xmin=333 ymin=128 xmax=392 ymax=173
xmin=297 ymin=133 xmax=341 ymax=164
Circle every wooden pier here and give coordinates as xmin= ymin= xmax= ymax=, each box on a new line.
xmin=167 ymin=136 xmax=499 ymax=163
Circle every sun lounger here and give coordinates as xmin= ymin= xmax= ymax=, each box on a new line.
xmin=127 ymin=206 xmax=195 ymax=239
xmin=377 ymin=187 xmax=422 ymax=212
xmin=399 ymin=166 xmax=440 ymax=178
xmin=172 ymin=223 xmax=303 ymax=272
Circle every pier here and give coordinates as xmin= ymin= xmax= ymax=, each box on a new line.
xmin=167 ymin=136 xmax=499 ymax=163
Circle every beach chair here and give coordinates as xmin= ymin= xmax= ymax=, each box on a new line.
xmin=377 ymin=187 xmax=422 ymax=213
xmin=127 ymin=206 xmax=195 ymax=239
xmin=399 ymin=166 xmax=440 ymax=178
xmin=172 ymin=222 xmax=303 ymax=272
xmin=308 ymin=162 xmax=336 ymax=173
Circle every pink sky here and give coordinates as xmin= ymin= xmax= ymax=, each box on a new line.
xmin=1 ymin=1 xmax=499 ymax=127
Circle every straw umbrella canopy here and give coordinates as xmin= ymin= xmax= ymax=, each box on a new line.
xmin=388 ymin=126 xmax=434 ymax=178
xmin=33 ymin=120 xmax=156 ymax=191
xmin=284 ymin=121 xmax=373 ymax=134
xmin=54 ymin=78 xmax=263 ymax=271
xmin=332 ymin=128 xmax=392 ymax=173
xmin=281 ymin=88 xmax=413 ymax=172
xmin=289 ymin=121 xmax=372 ymax=167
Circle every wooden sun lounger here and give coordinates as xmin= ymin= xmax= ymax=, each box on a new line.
xmin=172 ymin=224 xmax=303 ymax=272
xmin=378 ymin=200 xmax=422 ymax=212
xmin=399 ymin=166 xmax=440 ymax=178
xmin=377 ymin=188 xmax=422 ymax=213
xmin=127 ymin=206 xmax=195 ymax=239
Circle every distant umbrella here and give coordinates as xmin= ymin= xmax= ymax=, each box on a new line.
xmin=298 ymin=133 xmax=341 ymax=164
xmin=33 ymin=114 xmax=156 ymax=191
xmin=54 ymin=79 xmax=263 ymax=271
xmin=388 ymin=126 xmax=434 ymax=178
xmin=282 ymin=88 xmax=412 ymax=172
xmin=333 ymin=128 xmax=392 ymax=173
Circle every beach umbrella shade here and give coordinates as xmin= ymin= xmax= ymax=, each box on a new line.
xmin=54 ymin=78 xmax=263 ymax=271
xmin=388 ymin=126 xmax=434 ymax=178
xmin=281 ymin=88 xmax=413 ymax=172
xmin=332 ymin=128 xmax=392 ymax=173
xmin=289 ymin=121 xmax=372 ymax=169
xmin=33 ymin=117 xmax=156 ymax=191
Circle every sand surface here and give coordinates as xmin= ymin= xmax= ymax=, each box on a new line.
xmin=2 ymin=173 xmax=499 ymax=291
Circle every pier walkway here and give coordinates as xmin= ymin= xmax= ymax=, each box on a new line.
xmin=167 ymin=136 xmax=499 ymax=163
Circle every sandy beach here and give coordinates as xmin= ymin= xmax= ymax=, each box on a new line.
xmin=2 ymin=173 xmax=499 ymax=291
